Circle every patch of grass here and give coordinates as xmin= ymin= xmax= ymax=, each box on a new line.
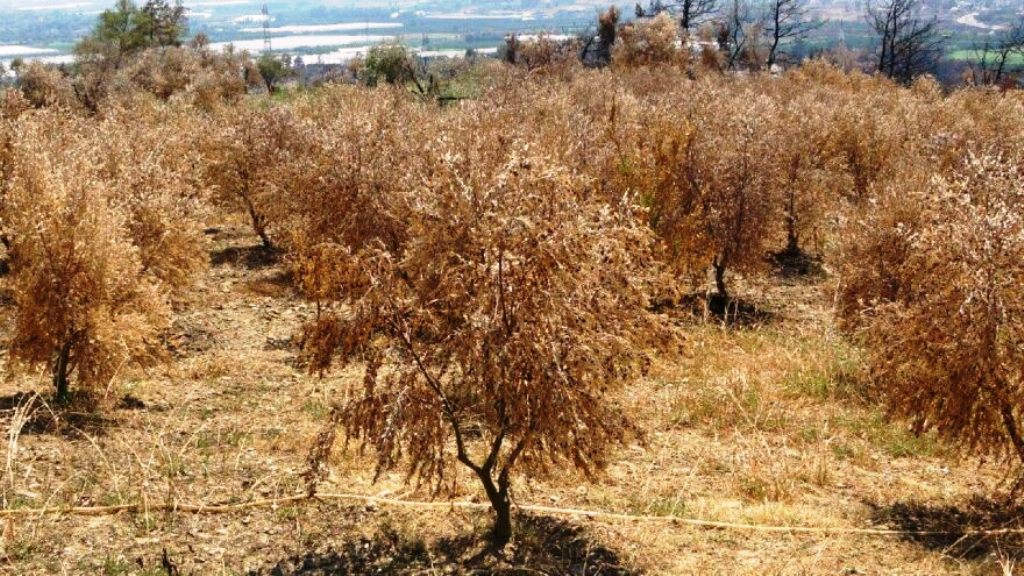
xmin=99 ymin=492 xmax=125 ymax=507
xmin=947 ymin=49 xmax=1024 ymax=66
xmin=132 ymin=513 xmax=160 ymax=535
xmin=625 ymin=494 xmax=689 ymax=518
xmin=437 ymin=63 xmax=493 ymax=101
xmin=101 ymin=557 xmax=133 ymax=576
xmin=670 ymin=375 xmax=789 ymax=433
xmin=195 ymin=429 xmax=246 ymax=451
xmin=6 ymin=537 xmax=35 ymax=562
xmin=276 ymin=505 xmax=302 ymax=522
xmin=99 ymin=556 xmax=166 ymax=576
xmin=6 ymin=492 xmax=38 ymax=509
xmin=799 ymin=426 xmax=822 ymax=444
xmin=302 ymin=399 xmax=330 ymax=419
xmin=830 ymin=441 xmax=857 ymax=461
xmin=738 ymin=470 xmax=797 ymax=504
xmin=260 ymin=426 xmax=283 ymax=440
xmin=836 ymin=411 xmax=943 ymax=459
xmin=779 ymin=336 xmax=865 ymax=401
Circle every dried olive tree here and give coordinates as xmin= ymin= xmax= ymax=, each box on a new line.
xmin=97 ymin=105 xmax=208 ymax=294
xmin=202 ymin=105 xmax=309 ymax=251
xmin=613 ymin=12 xmax=681 ymax=67
xmin=641 ymin=84 xmax=777 ymax=300
xmin=301 ymin=147 xmax=674 ymax=546
xmin=766 ymin=90 xmax=836 ymax=258
xmin=838 ymin=154 xmax=1024 ymax=468
xmin=5 ymin=126 xmax=169 ymax=403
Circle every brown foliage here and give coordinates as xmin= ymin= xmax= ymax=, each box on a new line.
xmin=95 ymin=104 xmax=209 ymax=294
xmin=298 ymin=133 xmax=676 ymax=543
xmin=3 ymin=113 xmax=172 ymax=402
xmin=837 ymin=154 xmax=1024 ymax=465
xmin=613 ymin=12 xmax=681 ymax=68
xmin=201 ymin=103 xmax=312 ymax=250
xmin=16 ymin=62 xmax=80 ymax=111
xmin=5 ymin=45 xmax=1024 ymax=518
xmin=0 ymin=95 xmax=207 ymax=403
xmin=17 ymin=45 xmax=248 ymax=115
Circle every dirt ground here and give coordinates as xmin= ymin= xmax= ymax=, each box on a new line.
xmin=0 ymin=224 xmax=1019 ymax=575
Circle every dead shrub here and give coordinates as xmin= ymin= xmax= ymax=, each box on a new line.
xmin=299 ymin=140 xmax=677 ymax=546
xmin=837 ymin=153 xmax=1024 ymax=468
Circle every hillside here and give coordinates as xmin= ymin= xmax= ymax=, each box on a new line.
xmin=0 ymin=219 xmax=1016 ymax=575
xmin=0 ymin=4 xmax=1023 ymax=574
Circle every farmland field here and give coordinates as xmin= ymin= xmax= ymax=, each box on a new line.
xmin=0 ymin=221 xmax=1013 ymax=575
xmin=0 ymin=1 xmax=1023 ymax=575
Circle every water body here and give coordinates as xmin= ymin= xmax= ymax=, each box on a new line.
xmin=240 ymin=23 xmax=403 ymax=34
xmin=955 ymin=12 xmax=1006 ymax=32
xmin=210 ymin=34 xmax=394 ymax=53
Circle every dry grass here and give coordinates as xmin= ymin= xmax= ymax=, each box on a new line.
xmin=0 ymin=225 xmax=1014 ymax=575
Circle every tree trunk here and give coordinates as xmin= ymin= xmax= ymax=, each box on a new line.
xmin=491 ymin=492 xmax=513 ymax=547
xmin=1001 ymin=402 xmax=1024 ymax=466
xmin=786 ymin=228 xmax=799 ymax=255
xmin=476 ymin=470 xmax=513 ymax=547
xmin=785 ymin=193 xmax=799 ymax=255
xmin=255 ymin=225 xmax=274 ymax=251
xmin=241 ymin=193 xmax=274 ymax=251
xmin=767 ymin=7 xmax=781 ymax=68
xmin=713 ymin=260 xmax=728 ymax=300
xmin=995 ymin=50 xmax=1008 ymax=84
xmin=53 ymin=340 xmax=73 ymax=404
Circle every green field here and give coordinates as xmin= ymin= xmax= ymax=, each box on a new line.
xmin=947 ymin=49 xmax=1024 ymax=66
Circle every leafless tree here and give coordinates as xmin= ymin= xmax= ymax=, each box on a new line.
xmin=721 ymin=0 xmax=755 ymax=70
xmin=866 ymin=0 xmax=942 ymax=84
xmin=636 ymin=0 xmax=717 ymax=33
xmin=969 ymin=18 xmax=1024 ymax=86
xmin=765 ymin=0 xmax=824 ymax=68
xmin=674 ymin=0 xmax=719 ymax=32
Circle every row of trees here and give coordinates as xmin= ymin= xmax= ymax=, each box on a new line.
xmin=606 ymin=0 xmax=1021 ymax=85
xmin=2 ymin=20 xmax=1024 ymax=545
xmin=9 ymin=0 xmax=1021 ymax=118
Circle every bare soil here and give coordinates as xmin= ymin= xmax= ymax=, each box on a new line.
xmin=0 ymin=224 xmax=1017 ymax=575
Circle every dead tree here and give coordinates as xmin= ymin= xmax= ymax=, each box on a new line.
xmin=722 ymin=0 xmax=754 ymax=70
xmin=765 ymin=0 xmax=824 ymax=68
xmin=867 ymin=0 xmax=942 ymax=84
xmin=674 ymin=0 xmax=719 ymax=32
xmin=970 ymin=18 xmax=1024 ymax=86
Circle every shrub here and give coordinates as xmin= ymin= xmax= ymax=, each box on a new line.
xmin=95 ymin=105 xmax=209 ymax=293
xmin=201 ymin=104 xmax=311 ymax=251
xmin=765 ymin=90 xmax=839 ymax=257
xmin=16 ymin=63 xmax=79 ymax=111
xmin=837 ymin=153 xmax=1024 ymax=466
xmin=114 ymin=46 xmax=248 ymax=107
xmin=640 ymin=82 xmax=778 ymax=298
xmin=4 ymin=117 xmax=170 ymax=403
xmin=286 ymin=87 xmax=426 ymax=266
xmin=613 ymin=12 xmax=680 ymax=67
xmin=255 ymin=53 xmax=296 ymax=94
xmin=361 ymin=44 xmax=418 ymax=87
xmin=300 ymin=144 xmax=675 ymax=546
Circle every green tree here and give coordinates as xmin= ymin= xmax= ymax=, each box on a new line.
xmin=255 ymin=53 xmax=295 ymax=94
xmin=76 ymin=0 xmax=187 ymax=60
xmin=362 ymin=44 xmax=420 ymax=87
xmin=139 ymin=0 xmax=187 ymax=48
